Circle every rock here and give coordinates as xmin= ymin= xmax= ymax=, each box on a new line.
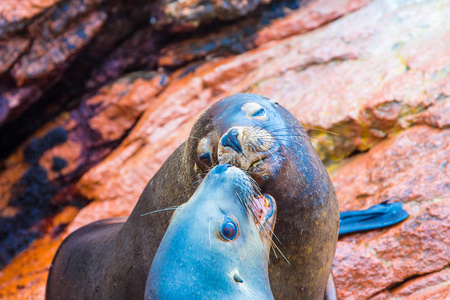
xmin=408 ymin=97 xmax=450 ymax=129
xmin=1 ymin=0 xmax=449 ymax=298
xmin=27 ymin=0 xmax=105 ymax=39
xmin=87 ymin=26 xmax=163 ymax=89
xmin=0 ymin=0 xmax=61 ymax=37
xmin=0 ymin=206 xmax=79 ymax=299
xmin=331 ymin=126 xmax=449 ymax=210
xmin=0 ymin=38 xmax=30 ymax=75
xmin=0 ymin=84 xmax=44 ymax=127
xmin=0 ymin=72 xmax=168 ymax=269
xmin=151 ymin=0 xmax=271 ymax=32
xmin=331 ymin=125 xmax=450 ymax=299
xmin=334 ymin=198 xmax=449 ymax=299
xmin=158 ymin=0 xmax=371 ymax=67
xmin=373 ymin=267 xmax=450 ymax=299
xmin=11 ymin=11 xmax=107 ymax=87
xmin=253 ymin=0 xmax=372 ymax=46
xmin=0 ymin=0 xmax=159 ymax=149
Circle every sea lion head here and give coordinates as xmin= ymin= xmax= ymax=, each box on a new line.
xmin=186 ymin=94 xmax=290 ymax=185
xmin=185 ymin=93 xmax=339 ymax=299
xmin=145 ymin=164 xmax=276 ymax=299
xmin=186 ymin=93 xmax=321 ymax=209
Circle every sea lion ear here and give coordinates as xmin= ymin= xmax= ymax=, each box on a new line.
xmin=270 ymin=99 xmax=279 ymax=106
xmin=241 ymin=102 xmax=267 ymax=120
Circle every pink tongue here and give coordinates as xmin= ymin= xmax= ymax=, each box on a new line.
xmin=253 ymin=195 xmax=272 ymax=227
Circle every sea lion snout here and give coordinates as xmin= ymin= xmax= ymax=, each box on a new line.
xmin=209 ymin=163 xmax=232 ymax=174
xmin=216 ymin=126 xmax=280 ymax=172
xmin=220 ymin=128 xmax=242 ymax=153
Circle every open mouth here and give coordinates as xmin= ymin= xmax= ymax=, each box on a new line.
xmin=251 ymin=194 xmax=276 ymax=238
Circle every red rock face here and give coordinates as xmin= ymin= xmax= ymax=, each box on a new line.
xmin=0 ymin=72 xmax=168 ymax=270
xmin=0 ymin=0 xmax=449 ymax=299
xmin=11 ymin=11 xmax=106 ymax=87
xmin=332 ymin=126 xmax=449 ymax=299
xmin=150 ymin=0 xmax=272 ymax=32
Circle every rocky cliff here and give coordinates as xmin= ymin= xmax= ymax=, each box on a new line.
xmin=0 ymin=0 xmax=449 ymax=299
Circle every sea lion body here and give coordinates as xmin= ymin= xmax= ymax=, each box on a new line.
xmin=46 ymin=145 xmax=198 ymax=299
xmin=47 ymin=93 xmax=339 ymax=299
xmin=146 ymin=164 xmax=275 ymax=299
xmin=191 ymin=94 xmax=339 ymax=299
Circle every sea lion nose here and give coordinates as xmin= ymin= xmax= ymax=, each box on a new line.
xmin=221 ymin=128 xmax=242 ymax=153
xmin=212 ymin=164 xmax=233 ymax=174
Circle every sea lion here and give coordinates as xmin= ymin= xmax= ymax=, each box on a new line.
xmin=47 ymin=93 xmax=339 ymax=299
xmin=145 ymin=164 xmax=276 ymax=299
xmin=189 ymin=93 xmax=340 ymax=299
xmin=47 ymin=93 xmax=409 ymax=299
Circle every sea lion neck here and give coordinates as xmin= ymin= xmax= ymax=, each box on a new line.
xmin=111 ymin=142 xmax=198 ymax=291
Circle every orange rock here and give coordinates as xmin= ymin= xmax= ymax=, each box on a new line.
xmin=11 ymin=11 xmax=107 ymax=86
xmin=0 ymin=206 xmax=78 ymax=300
xmin=254 ymin=0 xmax=372 ymax=46
xmin=389 ymin=267 xmax=450 ymax=299
xmin=0 ymin=84 xmax=44 ymax=127
xmin=0 ymin=38 xmax=30 ymax=75
xmin=0 ymin=72 xmax=168 ymax=269
xmin=332 ymin=126 xmax=450 ymax=211
xmin=333 ymin=198 xmax=449 ymax=299
xmin=408 ymin=97 xmax=450 ymax=129
xmin=331 ymin=125 xmax=449 ymax=298
xmin=158 ymin=0 xmax=371 ymax=67
xmin=2 ymin=0 xmax=450 ymax=299
xmin=28 ymin=0 xmax=104 ymax=39
xmin=151 ymin=0 xmax=270 ymax=32
xmin=0 ymin=0 xmax=61 ymax=36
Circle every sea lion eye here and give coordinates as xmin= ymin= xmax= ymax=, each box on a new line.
xmin=221 ymin=219 xmax=238 ymax=240
xmin=242 ymin=102 xmax=267 ymax=120
xmin=252 ymin=108 xmax=266 ymax=117
xmin=199 ymin=152 xmax=212 ymax=167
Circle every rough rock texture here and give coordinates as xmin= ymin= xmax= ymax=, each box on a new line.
xmin=158 ymin=0 xmax=372 ymax=67
xmin=78 ymin=0 xmax=450 ymax=206
xmin=0 ymin=0 xmax=449 ymax=299
xmin=151 ymin=0 xmax=272 ymax=32
xmin=331 ymin=126 xmax=449 ymax=299
xmin=0 ymin=0 xmax=160 ymax=147
xmin=0 ymin=207 xmax=79 ymax=299
xmin=0 ymin=72 xmax=167 ymax=269
xmin=372 ymin=267 xmax=450 ymax=300
xmin=0 ymin=0 xmax=62 ymax=37
xmin=11 ymin=11 xmax=106 ymax=87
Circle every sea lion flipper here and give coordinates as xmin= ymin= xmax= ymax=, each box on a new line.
xmin=338 ymin=202 xmax=409 ymax=236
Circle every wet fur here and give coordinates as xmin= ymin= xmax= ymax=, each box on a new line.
xmin=46 ymin=94 xmax=338 ymax=300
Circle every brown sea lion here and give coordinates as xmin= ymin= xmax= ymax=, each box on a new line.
xmin=145 ymin=164 xmax=276 ymax=299
xmin=47 ymin=93 xmax=339 ymax=299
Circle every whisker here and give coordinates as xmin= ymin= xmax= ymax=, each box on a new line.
xmin=305 ymin=127 xmax=339 ymax=136
xmin=141 ymin=206 xmax=179 ymax=216
xmin=271 ymin=244 xmax=278 ymax=259
xmin=209 ymin=220 xmax=212 ymax=249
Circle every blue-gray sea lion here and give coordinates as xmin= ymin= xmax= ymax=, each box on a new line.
xmin=145 ymin=164 xmax=276 ymax=299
